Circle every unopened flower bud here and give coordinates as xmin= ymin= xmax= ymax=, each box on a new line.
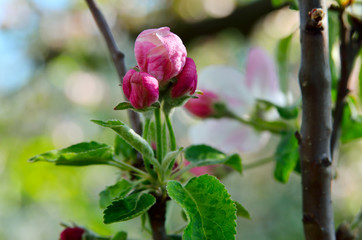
xmin=135 ymin=27 xmax=187 ymax=83
xmin=60 ymin=227 xmax=85 ymax=240
xmin=171 ymin=57 xmax=197 ymax=98
xmin=122 ymin=69 xmax=159 ymax=109
xmin=184 ymin=90 xmax=219 ymax=118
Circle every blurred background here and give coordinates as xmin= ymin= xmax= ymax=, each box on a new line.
xmin=0 ymin=0 xmax=361 ymax=239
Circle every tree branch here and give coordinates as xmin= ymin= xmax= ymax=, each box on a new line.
xmin=330 ymin=8 xmax=362 ymax=155
xmin=298 ymin=1 xmax=335 ymax=239
xmin=84 ymin=0 xmax=142 ymax=134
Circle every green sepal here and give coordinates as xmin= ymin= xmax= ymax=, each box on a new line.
xmin=99 ymin=179 xmax=133 ymax=209
xmin=111 ymin=231 xmax=127 ymax=240
xmin=28 ymin=141 xmax=114 ymax=166
xmin=274 ymin=131 xmax=299 ymax=183
xmin=184 ymin=144 xmax=242 ymax=173
xmin=234 ymin=201 xmax=251 ymax=219
xmin=162 ymin=148 xmax=183 ymax=170
xmin=92 ymin=120 xmax=154 ymax=160
xmin=103 ymin=192 xmax=156 ymax=224
xmin=167 ymin=175 xmax=237 ymax=240
xmin=114 ymin=101 xmax=160 ymax=112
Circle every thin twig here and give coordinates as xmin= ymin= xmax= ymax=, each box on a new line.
xmin=330 ymin=8 xmax=362 ymax=155
xmin=85 ymin=0 xmax=126 ymax=79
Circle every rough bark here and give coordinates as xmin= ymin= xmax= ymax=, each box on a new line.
xmin=298 ymin=0 xmax=335 ymax=239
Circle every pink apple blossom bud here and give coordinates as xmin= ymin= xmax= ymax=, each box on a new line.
xmin=60 ymin=227 xmax=85 ymax=240
xmin=135 ymin=27 xmax=187 ymax=83
xmin=122 ymin=69 xmax=159 ymax=109
xmin=184 ymin=90 xmax=219 ymax=118
xmin=171 ymin=57 xmax=197 ymax=98
xmin=184 ymin=160 xmax=214 ymax=176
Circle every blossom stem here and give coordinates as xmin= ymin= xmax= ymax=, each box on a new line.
xmin=165 ymin=113 xmax=177 ymax=151
xmin=154 ymin=108 xmax=163 ymax=163
xmin=231 ymin=114 xmax=288 ymax=134
xmin=243 ymin=156 xmax=274 ymax=170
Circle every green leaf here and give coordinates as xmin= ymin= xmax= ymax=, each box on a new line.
xmin=274 ymin=131 xmax=299 ymax=183
xmin=114 ymin=101 xmax=160 ymax=112
xmin=341 ymin=98 xmax=362 ymax=143
xmin=92 ymin=120 xmax=154 ymax=160
xmin=184 ymin=144 xmax=242 ymax=173
xmin=28 ymin=141 xmax=114 ymax=166
xmin=276 ymin=34 xmax=293 ymax=93
xmin=234 ymin=201 xmax=251 ymax=219
xmin=271 ymin=0 xmax=298 ymax=9
xmin=99 ymin=179 xmax=133 ymax=209
xmin=167 ymin=175 xmax=237 ymax=240
xmin=111 ymin=231 xmax=127 ymax=240
xmin=114 ymin=135 xmax=136 ymax=160
xmin=258 ymin=99 xmax=299 ymax=120
xmin=103 ymin=192 xmax=156 ymax=224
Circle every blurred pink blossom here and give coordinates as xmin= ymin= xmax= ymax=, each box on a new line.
xmin=134 ymin=27 xmax=187 ymax=83
xmin=171 ymin=57 xmax=198 ymax=98
xmin=184 ymin=160 xmax=214 ymax=176
xmin=122 ymin=69 xmax=159 ymax=109
xmin=188 ymin=47 xmax=285 ymax=153
xmin=184 ymin=90 xmax=219 ymax=118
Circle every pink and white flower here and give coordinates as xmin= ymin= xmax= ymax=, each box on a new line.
xmin=187 ymin=47 xmax=285 ymax=153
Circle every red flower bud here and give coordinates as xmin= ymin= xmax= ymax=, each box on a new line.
xmin=171 ymin=57 xmax=197 ymax=98
xmin=184 ymin=90 xmax=219 ymax=118
xmin=122 ymin=69 xmax=159 ymax=109
xmin=60 ymin=227 xmax=85 ymax=240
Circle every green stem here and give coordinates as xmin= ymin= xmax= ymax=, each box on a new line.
xmin=143 ymin=117 xmax=151 ymax=141
xmin=243 ymin=156 xmax=274 ymax=170
xmin=171 ymin=164 xmax=193 ymax=179
xmin=165 ymin=113 xmax=177 ymax=151
xmin=154 ymin=108 xmax=163 ymax=163
xmin=231 ymin=114 xmax=288 ymax=134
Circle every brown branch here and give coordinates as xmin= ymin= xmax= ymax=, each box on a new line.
xmin=330 ymin=9 xmax=362 ymax=155
xmin=85 ymin=0 xmax=126 ymax=79
xmin=298 ymin=1 xmax=335 ymax=239
xmin=84 ymin=0 xmax=142 ymax=135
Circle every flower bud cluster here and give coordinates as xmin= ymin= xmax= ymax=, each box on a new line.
xmin=123 ymin=27 xmax=198 ymax=109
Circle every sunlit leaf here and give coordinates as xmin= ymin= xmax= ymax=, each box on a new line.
xmin=103 ymin=192 xmax=156 ymax=224
xmin=28 ymin=141 xmax=114 ymax=166
xmin=185 ymin=145 xmax=242 ymax=173
xmin=167 ymin=175 xmax=237 ymax=240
